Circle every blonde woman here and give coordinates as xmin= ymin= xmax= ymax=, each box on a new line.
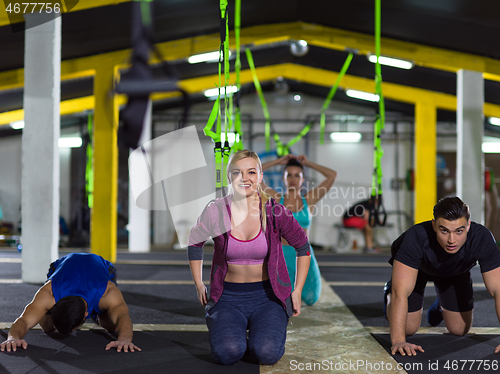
xmin=262 ymin=154 xmax=337 ymax=305
xmin=188 ymin=149 xmax=310 ymax=365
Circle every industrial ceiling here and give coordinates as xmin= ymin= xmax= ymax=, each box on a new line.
xmin=1 ymin=0 xmax=500 ymax=132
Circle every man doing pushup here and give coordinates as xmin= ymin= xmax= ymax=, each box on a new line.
xmin=385 ymin=197 xmax=500 ymax=356
xmin=1 ymin=252 xmax=140 ymax=353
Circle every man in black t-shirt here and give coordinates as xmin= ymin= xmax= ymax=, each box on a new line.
xmin=385 ymin=196 xmax=500 ymax=356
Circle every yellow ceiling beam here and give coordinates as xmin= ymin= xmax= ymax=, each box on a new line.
xmin=0 ymin=108 xmax=23 ymax=125
xmin=0 ymin=47 xmax=130 ymax=91
xmin=70 ymin=0 xmax=133 ymax=12
xmin=484 ymin=103 xmax=500 ymax=119
xmin=0 ymin=95 xmax=127 ymax=126
xmin=4 ymin=63 xmax=500 ymax=128
xmin=283 ymin=64 xmax=459 ymax=111
xmin=1 ymin=6 xmax=498 ymax=83
xmin=153 ymin=21 xmax=500 ymax=80
xmin=0 ymin=96 xmax=95 ymax=125
xmin=239 ymin=22 xmax=500 ymax=79
xmin=172 ymin=63 xmax=458 ymax=111
xmin=0 ymin=0 xmax=133 ymax=27
xmin=2 ymin=21 xmax=500 ymax=94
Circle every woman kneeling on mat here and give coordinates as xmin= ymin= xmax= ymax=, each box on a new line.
xmin=188 ymin=149 xmax=311 ymax=365
xmin=262 ymin=154 xmax=337 ymax=305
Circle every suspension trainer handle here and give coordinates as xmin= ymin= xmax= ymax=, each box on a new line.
xmin=368 ymin=194 xmax=387 ymax=227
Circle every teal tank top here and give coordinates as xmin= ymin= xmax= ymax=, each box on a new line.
xmin=280 ymin=196 xmax=312 ymax=229
xmin=48 ymin=253 xmax=116 ymax=319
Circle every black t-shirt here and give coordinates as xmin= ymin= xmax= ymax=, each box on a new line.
xmin=389 ymin=221 xmax=500 ymax=279
xmin=344 ymin=200 xmax=372 ymax=219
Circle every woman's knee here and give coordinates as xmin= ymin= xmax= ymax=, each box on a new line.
xmin=249 ymin=343 xmax=285 ymax=365
xmin=211 ymin=342 xmax=247 ymax=365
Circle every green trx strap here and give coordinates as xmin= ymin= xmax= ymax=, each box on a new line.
xmin=232 ymin=0 xmax=244 ymax=153
xmin=320 ymin=53 xmax=353 ymax=144
xmin=279 ymin=53 xmax=352 ymax=151
xmin=246 ymin=48 xmax=318 ymax=156
xmin=203 ymin=97 xmax=223 ymax=196
xmin=369 ymin=0 xmax=387 ymax=227
xmin=204 ymin=97 xmax=221 ymax=141
xmin=278 ymin=54 xmax=353 ymax=151
xmin=284 ymin=121 xmax=315 ymax=153
xmin=220 ymin=0 xmax=231 ymax=192
xmin=135 ymin=0 xmax=153 ymax=27
xmin=85 ymin=112 xmax=94 ymax=209
xmin=245 ymin=48 xmax=283 ymax=153
xmin=202 ymin=0 xmax=231 ymax=197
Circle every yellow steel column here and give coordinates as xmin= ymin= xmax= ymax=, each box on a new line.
xmin=414 ymin=101 xmax=437 ymax=224
xmin=91 ymin=64 xmax=119 ymax=262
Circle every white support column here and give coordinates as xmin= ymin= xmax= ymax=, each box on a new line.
xmin=22 ymin=14 xmax=61 ymax=283
xmin=456 ymin=69 xmax=484 ymax=224
xmin=153 ymin=208 xmax=173 ymax=246
xmin=128 ymin=100 xmax=152 ymax=252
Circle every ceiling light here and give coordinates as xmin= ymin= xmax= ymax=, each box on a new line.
xmin=345 ymin=89 xmax=380 ymax=102
xmin=10 ymin=120 xmax=24 ymax=129
xmin=489 ymin=117 xmax=500 ymax=126
xmin=330 ymin=132 xmax=362 ymax=143
xmin=204 ymin=85 xmax=238 ymax=98
xmin=59 ymin=137 xmax=82 ymax=148
xmin=221 ymin=132 xmax=239 ymax=145
xmin=188 ymin=50 xmax=231 ymax=64
xmin=368 ymin=54 xmax=413 ymax=69
xmin=482 ymin=142 xmax=500 ymax=153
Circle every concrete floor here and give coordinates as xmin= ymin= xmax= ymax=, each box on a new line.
xmin=0 ymin=247 xmax=499 ymax=373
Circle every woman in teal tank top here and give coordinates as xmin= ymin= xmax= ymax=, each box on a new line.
xmin=262 ymin=154 xmax=337 ymax=305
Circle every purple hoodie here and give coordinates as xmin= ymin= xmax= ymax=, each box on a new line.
xmin=188 ymin=194 xmax=310 ymax=317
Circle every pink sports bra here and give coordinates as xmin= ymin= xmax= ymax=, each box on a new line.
xmin=226 ymin=228 xmax=268 ymax=265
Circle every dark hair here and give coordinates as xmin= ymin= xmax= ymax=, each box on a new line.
xmin=50 ymin=296 xmax=86 ymax=335
xmin=284 ymin=158 xmax=303 ymax=170
xmin=433 ymin=196 xmax=470 ymax=221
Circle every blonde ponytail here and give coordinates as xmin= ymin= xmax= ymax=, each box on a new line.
xmin=257 ymin=184 xmax=270 ymax=232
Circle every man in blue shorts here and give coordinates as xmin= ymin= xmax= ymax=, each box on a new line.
xmin=384 ymin=197 xmax=500 ymax=356
xmin=0 ymin=253 xmax=140 ymax=353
